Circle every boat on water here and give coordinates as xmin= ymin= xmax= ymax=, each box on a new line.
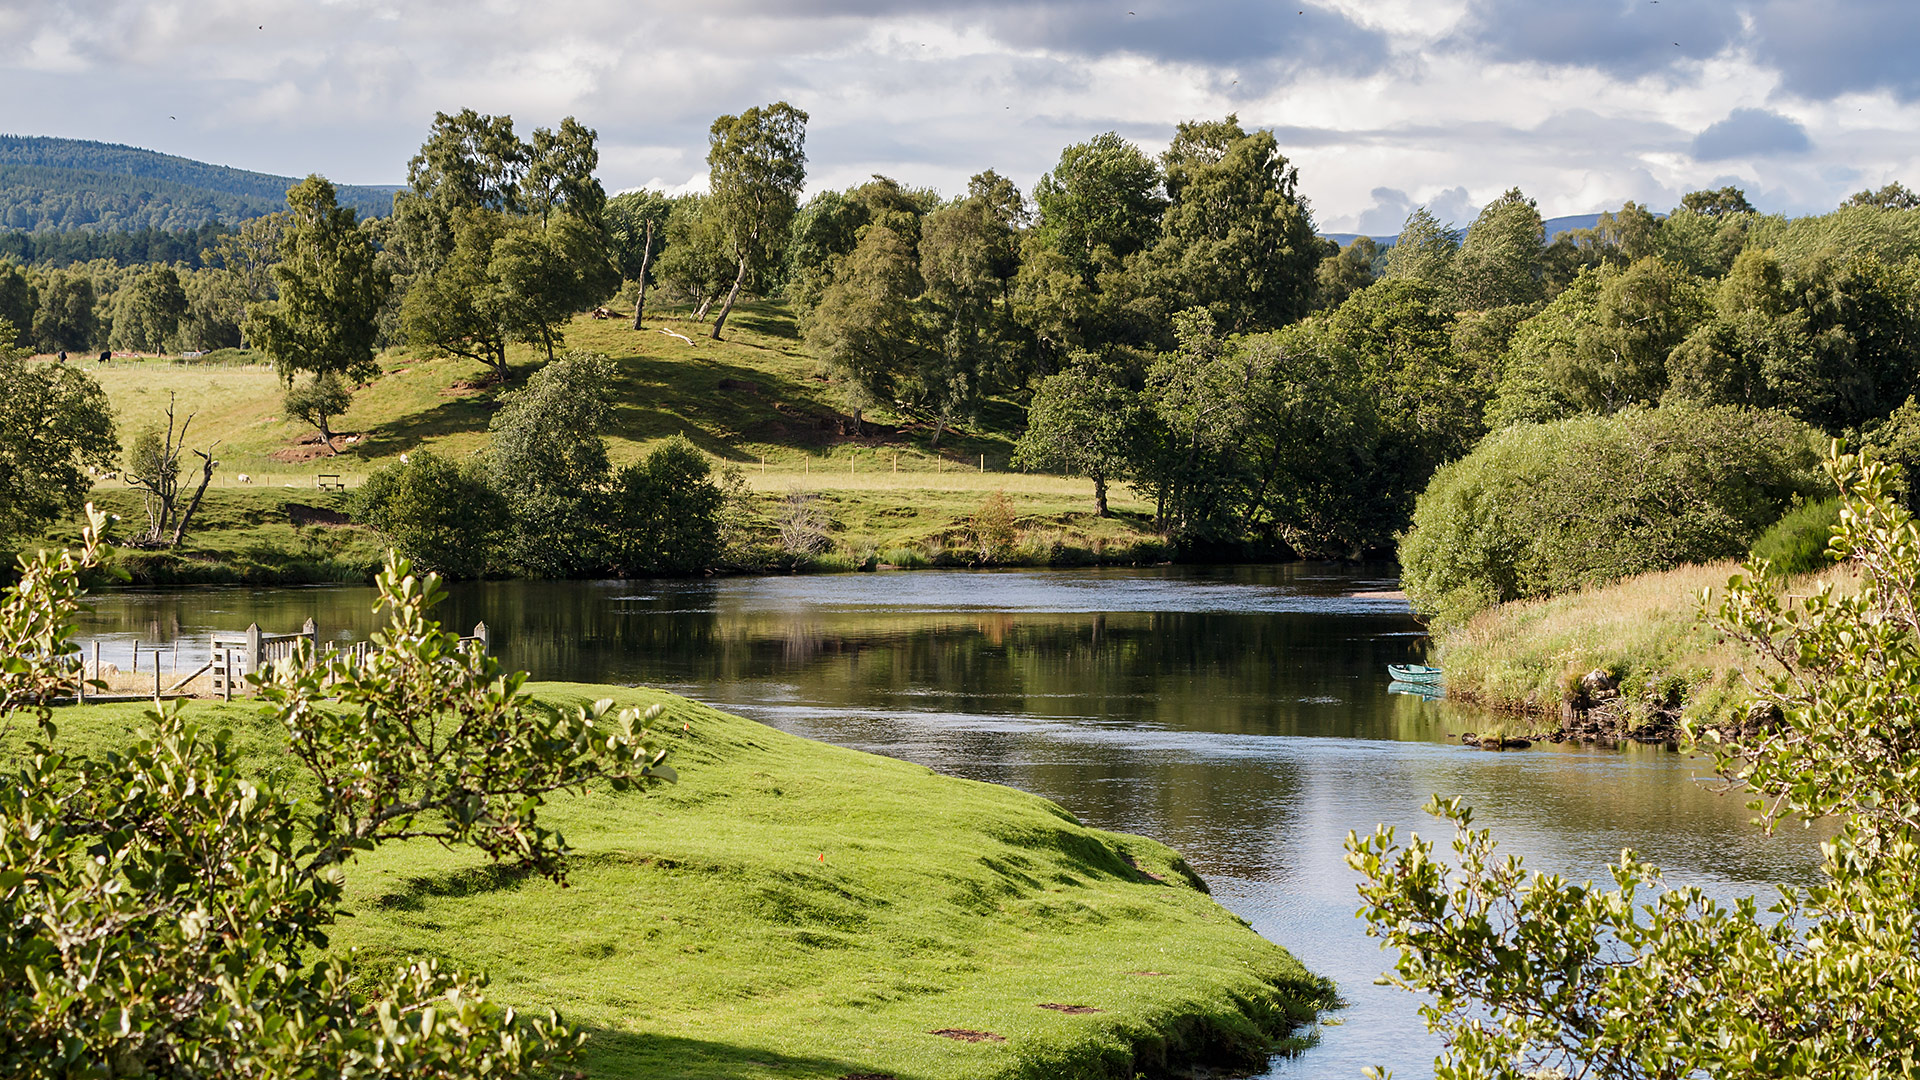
xmin=1387 ymin=663 xmax=1443 ymax=684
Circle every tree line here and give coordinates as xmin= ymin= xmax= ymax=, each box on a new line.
xmin=10 ymin=100 xmax=1920 ymax=572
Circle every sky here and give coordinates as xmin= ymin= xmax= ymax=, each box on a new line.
xmin=4 ymin=0 xmax=1918 ymax=233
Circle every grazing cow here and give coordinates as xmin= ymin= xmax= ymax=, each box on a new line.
xmin=98 ymin=351 xmax=109 ymax=362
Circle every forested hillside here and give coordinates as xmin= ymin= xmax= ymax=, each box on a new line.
xmin=0 ymin=136 xmax=396 ymax=231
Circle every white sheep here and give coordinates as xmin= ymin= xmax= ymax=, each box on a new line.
xmin=236 ymin=473 xmax=252 ymax=484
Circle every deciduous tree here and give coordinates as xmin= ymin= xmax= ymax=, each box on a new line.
xmin=27 ymin=270 xmax=95 ymax=353
xmin=395 ymin=111 xmax=618 ymax=378
xmin=487 ymin=349 xmax=614 ymax=575
xmin=1842 ymin=181 xmax=1920 ymax=210
xmin=1450 ymin=188 xmax=1544 ymax=311
xmin=354 ymin=450 xmax=507 ymax=579
xmin=1013 ymin=358 xmax=1146 ymax=517
xmin=0 ymin=262 xmax=31 ymax=347
xmin=705 ymin=101 xmax=808 ymax=340
xmin=281 ymin=370 xmax=354 ymax=452
xmin=248 ymin=176 xmax=390 ymax=397
xmin=106 ymin=264 xmax=188 ymax=353
xmin=1382 ymin=206 xmax=1458 ymax=296
xmin=0 ymin=320 xmax=115 ymax=546
xmin=1148 ymin=116 xmax=1321 ymax=333
xmin=122 ymin=393 xmax=217 ymax=548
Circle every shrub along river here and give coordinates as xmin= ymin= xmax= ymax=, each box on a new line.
xmin=75 ymin=565 xmax=1823 ymax=1078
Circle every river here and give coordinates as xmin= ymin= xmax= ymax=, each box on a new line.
xmin=72 ymin=564 xmax=1822 ymax=1078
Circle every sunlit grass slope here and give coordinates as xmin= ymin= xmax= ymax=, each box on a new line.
xmin=1437 ymin=561 xmax=1855 ymax=723
xmin=65 ymin=302 xmax=1167 ymax=573
xmin=87 ymin=302 xmax=1030 ymax=483
xmin=25 ymin=686 xmax=1330 ymax=1079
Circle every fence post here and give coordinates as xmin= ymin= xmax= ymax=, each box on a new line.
xmin=222 ymin=648 xmax=233 ymax=702
xmin=245 ymin=624 xmax=262 ymax=686
xmin=153 ymin=661 xmax=161 ymax=705
xmin=472 ymin=622 xmax=490 ymax=655
xmin=76 ymin=650 xmax=85 ymax=705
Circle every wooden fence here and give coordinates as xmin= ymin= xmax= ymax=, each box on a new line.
xmin=208 ymin=619 xmax=490 ymax=700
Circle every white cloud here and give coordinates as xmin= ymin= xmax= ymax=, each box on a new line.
xmin=0 ymin=0 xmax=1916 ymax=221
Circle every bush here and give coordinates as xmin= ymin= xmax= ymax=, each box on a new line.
xmin=777 ymin=491 xmax=831 ymax=556
xmin=969 ymin=491 xmax=1016 ymax=562
xmin=0 ymin=526 xmax=674 ymax=1078
xmin=1400 ymin=405 xmax=1821 ymax=626
xmin=607 ymin=437 xmax=724 ymax=575
xmin=355 ymin=451 xmax=507 ymax=579
xmin=488 ymin=351 xmax=614 ymax=577
xmin=1750 ymin=496 xmax=1841 ymax=574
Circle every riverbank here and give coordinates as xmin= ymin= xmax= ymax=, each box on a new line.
xmin=1435 ymin=561 xmax=1851 ymax=743
xmin=22 ymin=683 xmax=1333 ymax=1079
xmin=50 ymin=485 xmax=1180 ymax=585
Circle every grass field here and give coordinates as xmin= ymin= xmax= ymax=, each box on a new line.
xmin=1437 ymin=561 xmax=1856 ymax=724
xmin=16 ymin=687 xmax=1332 ymax=1079
xmin=48 ymin=301 xmax=1175 ymax=579
xmin=84 ymin=302 xmax=1034 ymax=485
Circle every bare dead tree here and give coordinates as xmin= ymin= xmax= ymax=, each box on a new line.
xmin=630 ymin=217 xmax=655 ymax=331
xmin=170 ymin=445 xmax=218 ymax=547
xmin=124 ymin=394 xmax=219 ymax=548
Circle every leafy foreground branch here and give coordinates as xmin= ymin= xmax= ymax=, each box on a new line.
xmin=0 ymin=514 xmax=676 ymax=1078
xmin=1349 ymin=448 xmax=1920 ymax=1080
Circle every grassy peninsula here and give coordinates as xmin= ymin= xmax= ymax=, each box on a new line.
xmin=23 ymin=685 xmax=1330 ymax=1078
xmin=1435 ymin=561 xmax=1854 ymax=736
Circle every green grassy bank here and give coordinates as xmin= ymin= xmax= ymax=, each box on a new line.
xmin=18 ymin=685 xmax=1332 ymax=1079
xmin=1436 ymin=562 xmax=1852 ymax=732
xmin=47 ymin=484 xmax=1174 ymax=585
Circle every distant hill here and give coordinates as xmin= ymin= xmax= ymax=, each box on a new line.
xmin=0 ymin=135 xmax=399 ymax=233
xmin=1323 ymin=213 xmax=1611 ymax=249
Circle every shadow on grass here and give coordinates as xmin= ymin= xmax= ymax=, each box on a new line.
xmin=724 ymin=302 xmax=801 ymax=341
xmin=605 ymin=352 xmax=851 ymax=461
xmin=352 ymin=382 xmax=504 ymax=460
xmin=576 ymin=1026 xmax=888 ymax=1080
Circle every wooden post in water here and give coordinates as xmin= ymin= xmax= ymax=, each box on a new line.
xmin=131 ymin=642 xmax=138 ymax=673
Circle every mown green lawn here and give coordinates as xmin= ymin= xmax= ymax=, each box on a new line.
xmin=21 ymin=686 xmax=1330 ymax=1079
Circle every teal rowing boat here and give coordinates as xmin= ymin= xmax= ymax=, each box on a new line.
xmin=1387 ymin=663 xmax=1443 ymax=684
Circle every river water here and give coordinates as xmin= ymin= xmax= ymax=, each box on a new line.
xmin=73 ymin=565 xmax=1822 ymax=1078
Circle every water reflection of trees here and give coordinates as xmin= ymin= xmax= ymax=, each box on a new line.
xmin=72 ymin=576 xmax=1819 ymax=892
